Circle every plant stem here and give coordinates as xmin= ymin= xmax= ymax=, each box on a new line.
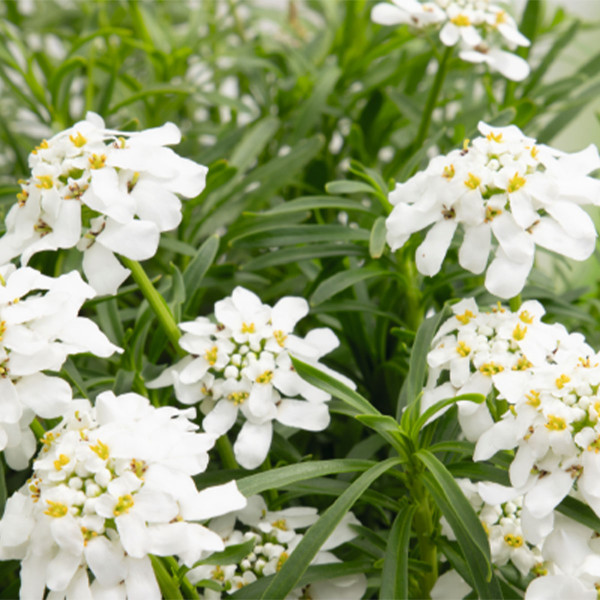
xmin=216 ymin=435 xmax=239 ymax=470
xmin=30 ymin=418 xmax=46 ymax=440
xmin=412 ymin=480 xmax=438 ymax=598
xmin=508 ymin=293 xmax=522 ymax=312
xmin=120 ymin=257 xmax=182 ymax=352
xmin=414 ymin=46 xmax=453 ymax=150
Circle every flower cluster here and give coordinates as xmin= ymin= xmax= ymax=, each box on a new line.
xmin=0 ymin=112 xmax=208 ymax=295
xmin=0 ymin=392 xmax=247 ymax=600
xmin=371 ymin=0 xmax=531 ymax=80
xmin=427 ymin=298 xmax=600 ymax=558
xmin=188 ymin=495 xmax=367 ymax=599
xmin=0 ymin=264 xmax=119 ymax=470
xmin=149 ymin=286 xmax=353 ymax=469
xmin=436 ymin=481 xmax=600 ymax=599
xmin=386 ymin=122 xmax=600 ymax=298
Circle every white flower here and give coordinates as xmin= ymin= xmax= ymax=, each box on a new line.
xmin=386 ymin=122 xmax=600 ymax=298
xmin=149 ymin=286 xmax=354 ymax=469
xmin=187 ymin=495 xmax=367 ymax=599
xmin=0 ymin=264 xmax=119 ymax=469
xmin=371 ymin=0 xmax=530 ymax=80
xmin=0 ymin=391 xmax=247 ymax=600
xmin=0 ymin=112 xmax=208 ymax=295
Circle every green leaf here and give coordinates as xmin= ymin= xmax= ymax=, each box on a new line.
xmin=290 ymin=357 xmax=380 ymax=416
xmin=417 ymin=450 xmax=501 ymax=599
xmin=355 ymin=414 xmax=401 ymax=434
xmin=369 ymin=216 xmax=387 ymax=259
xmin=108 ymin=85 xmax=194 ymax=113
xmin=310 ymin=266 xmax=390 ymax=305
xmin=325 ymin=180 xmax=379 ymax=196
xmin=411 ymin=393 xmax=485 ymax=439
xmin=380 ymin=504 xmax=417 ymax=600
xmin=194 ymin=539 xmax=256 ymax=567
xmin=150 ymin=555 xmax=183 ymax=600
xmin=159 ymin=237 xmax=198 ymax=257
xmin=557 ymin=496 xmax=600 ymax=533
xmin=183 ymin=234 xmax=220 ymax=302
xmin=260 ymin=457 xmax=403 ymax=599
xmin=0 ymin=459 xmax=6 ymax=517
xmin=236 ymin=459 xmax=374 ymax=497
xmin=397 ymin=304 xmax=452 ymax=420
xmin=249 ymin=195 xmax=374 ymax=217
xmin=230 ymin=116 xmax=280 ymax=172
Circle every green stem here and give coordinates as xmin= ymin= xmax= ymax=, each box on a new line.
xmin=414 ymin=46 xmax=453 ymax=150
xmin=30 ymin=418 xmax=46 ymax=440
xmin=402 ymin=250 xmax=424 ymax=332
xmin=216 ymin=435 xmax=239 ymax=470
xmin=411 ymin=480 xmax=438 ymax=598
xmin=508 ymin=293 xmax=522 ymax=312
xmin=120 ymin=257 xmax=182 ymax=352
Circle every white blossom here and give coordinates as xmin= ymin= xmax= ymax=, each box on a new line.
xmin=0 ymin=264 xmax=119 ymax=469
xmin=149 ymin=286 xmax=354 ymax=469
xmin=0 ymin=391 xmax=246 ymax=600
xmin=386 ymin=122 xmax=600 ymax=298
xmin=371 ymin=0 xmax=530 ymax=80
xmin=0 ymin=112 xmax=208 ymax=295
xmin=187 ymin=495 xmax=367 ymax=599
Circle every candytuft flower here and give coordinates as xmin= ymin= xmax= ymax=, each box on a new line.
xmin=148 ymin=286 xmax=354 ymax=469
xmin=386 ymin=122 xmax=600 ymax=298
xmin=0 ymin=264 xmax=119 ymax=470
xmin=0 ymin=112 xmax=208 ymax=295
xmin=0 ymin=391 xmax=246 ymax=600
xmin=371 ymin=0 xmax=531 ymax=80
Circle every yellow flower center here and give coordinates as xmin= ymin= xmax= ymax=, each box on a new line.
xmin=479 ymin=362 xmax=504 ymax=377
xmin=81 ymin=527 xmax=98 ymax=546
xmin=212 ymin=565 xmax=225 ymax=581
xmin=17 ymin=188 xmax=28 ymax=206
xmin=35 ymin=175 xmax=54 ymax=189
xmin=69 ymin=132 xmax=87 ymax=147
xmin=456 ymin=341 xmax=471 ymax=357
xmin=241 ymin=322 xmax=255 ymax=334
xmin=131 ymin=459 xmax=147 ymax=479
xmin=464 ymin=172 xmax=481 ymax=190
xmin=273 ymin=330 xmax=287 ymax=347
xmin=456 ymin=309 xmax=475 ymax=325
xmin=256 ymin=370 xmax=274 ymax=384
xmin=90 ymin=439 xmax=110 ymax=460
xmin=32 ymin=139 xmax=49 ymax=154
xmin=485 ymin=205 xmax=502 ymax=222
xmin=526 ymin=390 xmax=541 ymax=407
xmin=272 ymin=518 xmax=288 ymax=530
xmin=205 ymin=346 xmax=219 ymax=366
xmin=44 ymin=500 xmax=69 ymax=518
xmin=114 ymin=494 xmax=134 ymax=516
xmin=88 ymin=153 xmax=107 ymax=169
xmin=53 ymin=454 xmax=70 ymax=471
xmin=545 ymin=414 xmax=567 ymax=431
xmin=587 ymin=436 xmax=600 ymax=454
xmin=443 ymin=164 xmax=455 ymax=179
xmin=451 ymin=14 xmax=471 ymax=26
xmin=507 ymin=173 xmax=526 ymax=193
xmin=486 ymin=132 xmax=503 ymax=143
xmin=512 ymin=356 xmax=532 ymax=371
xmin=519 ymin=310 xmax=534 ymax=324
xmin=555 ymin=374 xmax=570 ymax=389
xmin=277 ymin=552 xmax=289 ymax=572
xmin=228 ymin=391 xmax=249 ymax=405
xmin=504 ymin=533 xmax=524 ymax=548
xmin=512 ymin=323 xmax=527 ymax=341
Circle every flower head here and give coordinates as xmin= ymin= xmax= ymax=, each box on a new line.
xmin=386 ymin=122 xmax=600 ymax=298
xmin=149 ymin=286 xmax=354 ymax=469
xmin=0 ymin=391 xmax=246 ymax=599
xmin=371 ymin=0 xmax=530 ymax=80
xmin=0 ymin=112 xmax=208 ymax=295
xmin=0 ymin=264 xmax=119 ymax=469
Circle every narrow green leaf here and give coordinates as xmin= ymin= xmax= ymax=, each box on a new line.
xmin=557 ymin=496 xmax=600 ymax=533
xmin=159 ymin=237 xmax=198 ymax=257
xmin=108 ymin=85 xmax=193 ymax=113
xmin=0 ymin=459 xmax=6 ymax=517
xmin=230 ymin=116 xmax=280 ymax=172
xmin=397 ymin=305 xmax=452 ymax=420
xmin=418 ymin=451 xmax=501 ymax=599
xmin=150 ymin=555 xmax=184 ymax=600
xmin=194 ymin=539 xmax=256 ymax=567
xmin=380 ymin=504 xmax=417 ymax=600
xmin=355 ymin=414 xmax=400 ymax=434
xmin=183 ymin=235 xmax=220 ymax=305
xmin=249 ymin=195 xmax=373 ymax=217
xmin=237 ymin=459 xmax=374 ymax=497
xmin=369 ymin=216 xmax=387 ymax=259
xmin=260 ymin=458 xmax=403 ymax=599
xmin=325 ymin=180 xmax=378 ymax=195
xmin=290 ymin=357 xmax=380 ymax=416
xmin=310 ymin=267 xmax=389 ymax=305
xmin=411 ymin=393 xmax=485 ymax=438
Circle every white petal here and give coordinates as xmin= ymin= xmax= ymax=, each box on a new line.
xmin=371 ymin=3 xmax=410 ymax=25
xmin=485 ymin=247 xmax=533 ymax=299
xmin=133 ymin=179 xmax=182 ymax=231
xmin=524 ymin=471 xmax=573 ymax=518
xmin=458 ymin=224 xmax=490 ymax=274
xmin=85 ymin=536 xmax=127 ymax=586
xmin=203 ymin=399 xmax=238 ymax=437
xmin=271 ymin=297 xmax=309 ymax=332
xmin=234 ymin=421 xmax=272 ymax=469
xmin=186 ymin=480 xmax=247 ymax=521
xmin=439 ymin=23 xmax=460 ymax=46
xmin=83 ymin=243 xmax=130 ymax=296
xmin=96 ymin=219 xmax=159 ymax=261
xmin=531 ymin=214 xmax=595 ymax=260
xmin=491 ymin=212 xmax=533 ymax=263
xmin=0 ymin=378 xmax=22 ymax=424
xmin=124 ymin=556 xmax=161 ymax=600
xmin=415 ymin=219 xmax=457 ymax=276
xmin=46 ymin=549 xmax=81 ymax=591
xmin=276 ymin=399 xmax=330 ymax=431
xmin=115 ymin=513 xmax=147 ymax=559
xmin=17 ymin=373 xmax=72 ymax=419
